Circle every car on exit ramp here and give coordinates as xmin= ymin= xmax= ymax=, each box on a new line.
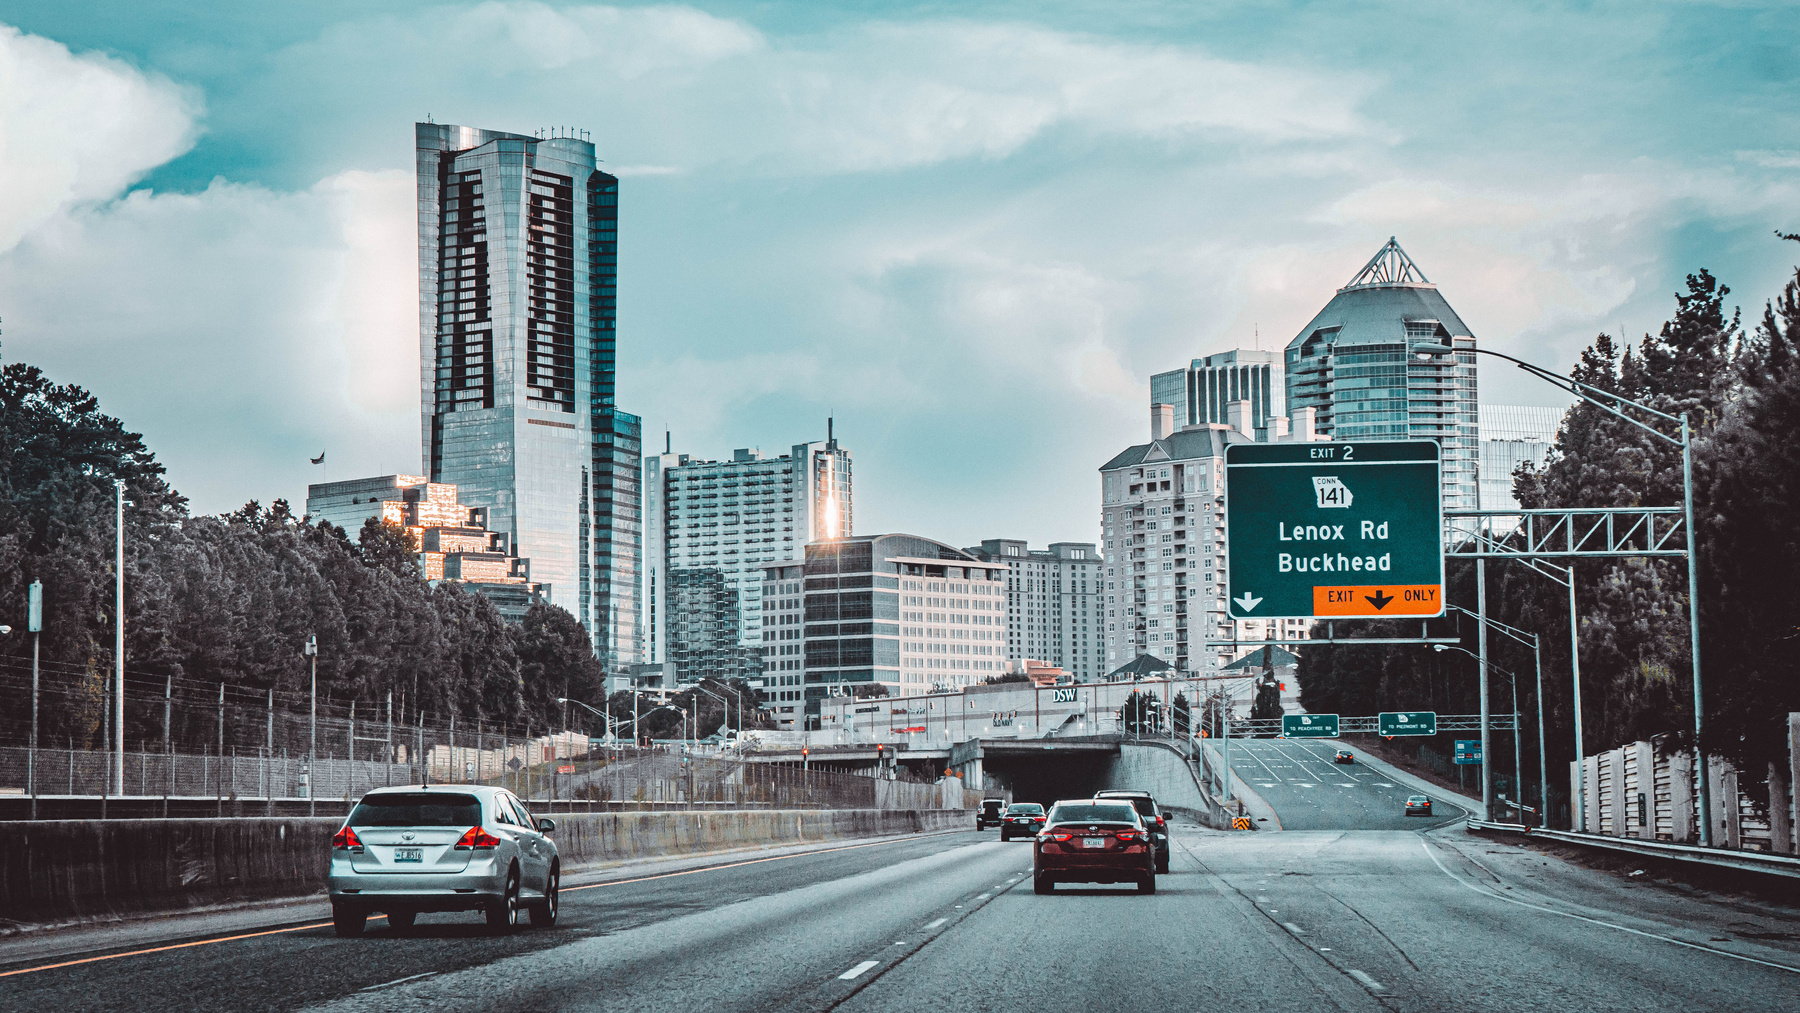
xmin=1334 ymin=749 xmax=1355 ymax=764
xmin=1033 ymin=799 xmax=1157 ymax=895
xmin=328 ymin=784 xmax=560 ymax=937
xmin=1405 ymin=795 xmax=1433 ymax=816
xmin=1092 ymin=790 xmax=1171 ymax=873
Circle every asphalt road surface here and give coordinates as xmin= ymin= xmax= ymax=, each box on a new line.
xmin=1225 ymin=736 xmax=1466 ymax=830
xmin=7 ymin=822 xmax=1800 ymax=1011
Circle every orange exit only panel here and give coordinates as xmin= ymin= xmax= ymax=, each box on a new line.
xmin=1313 ymin=584 xmax=1442 ymax=617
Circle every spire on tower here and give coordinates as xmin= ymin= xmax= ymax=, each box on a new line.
xmin=1341 ymin=236 xmax=1430 ymax=290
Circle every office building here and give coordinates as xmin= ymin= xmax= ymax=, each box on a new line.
xmin=643 ymin=432 xmax=852 ymax=683
xmin=1284 ymin=237 xmax=1480 ymax=511
xmin=963 ymin=540 xmax=1104 ymax=681
xmin=1479 ymin=404 xmax=1561 ymax=510
xmin=1099 ymin=404 xmax=1322 ymax=675
xmin=760 ymin=534 xmax=1008 ymax=725
xmin=1151 ymin=349 xmax=1285 ymax=435
xmin=306 ymin=475 xmax=545 ymax=619
xmin=416 ymin=122 xmax=641 ymax=668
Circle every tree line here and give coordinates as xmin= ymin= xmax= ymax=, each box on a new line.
xmin=0 ymin=358 xmax=608 ymax=753
xmin=1298 ymin=235 xmax=1800 ymax=799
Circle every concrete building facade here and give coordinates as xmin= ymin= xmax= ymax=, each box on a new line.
xmin=643 ymin=433 xmax=852 ymax=685
xmin=964 ymin=540 xmax=1104 ymax=681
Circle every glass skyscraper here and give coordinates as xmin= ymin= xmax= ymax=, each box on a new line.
xmin=1284 ymin=238 xmax=1480 ymax=511
xmin=416 ymin=122 xmax=641 ymax=666
xmin=1150 ymin=349 xmax=1285 ymax=434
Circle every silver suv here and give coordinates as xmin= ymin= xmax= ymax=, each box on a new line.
xmin=327 ymin=785 xmax=560 ymax=936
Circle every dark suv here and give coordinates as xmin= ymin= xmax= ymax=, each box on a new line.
xmin=1093 ymin=790 xmax=1170 ymax=873
xmin=976 ymin=798 xmax=1007 ymax=830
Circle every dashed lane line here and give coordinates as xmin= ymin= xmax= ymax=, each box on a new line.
xmin=923 ymin=918 xmax=947 ymax=930
xmin=1347 ymin=969 xmax=1385 ymax=992
xmin=837 ymin=960 xmax=880 ymax=980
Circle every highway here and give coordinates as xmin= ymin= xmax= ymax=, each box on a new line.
xmin=1223 ymin=736 xmax=1468 ymax=830
xmin=6 ymin=799 xmax=1800 ymax=1011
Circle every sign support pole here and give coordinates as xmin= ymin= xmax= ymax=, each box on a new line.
xmin=1477 ymin=555 xmax=1491 ymax=820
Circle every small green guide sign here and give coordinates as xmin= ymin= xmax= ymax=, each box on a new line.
xmin=1225 ymin=441 xmax=1445 ymax=620
xmin=1282 ymin=713 xmax=1340 ymax=737
xmin=1378 ymin=711 xmax=1438 ymax=736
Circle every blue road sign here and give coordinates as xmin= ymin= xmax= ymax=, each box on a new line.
xmin=1453 ymin=739 xmax=1482 ymax=765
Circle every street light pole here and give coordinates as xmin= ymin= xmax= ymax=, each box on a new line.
xmin=304 ymin=634 xmax=318 ymax=816
xmin=1477 ymin=556 xmax=1490 ymax=819
xmin=1472 ymin=347 xmax=1710 ymax=845
xmin=114 ymin=479 xmax=125 ymax=799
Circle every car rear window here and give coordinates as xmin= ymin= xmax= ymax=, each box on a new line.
xmin=1048 ymin=803 xmax=1139 ymax=825
xmin=1006 ymin=804 xmax=1044 ymax=814
xmin=350 ymin=792 xmax=483 ymax=827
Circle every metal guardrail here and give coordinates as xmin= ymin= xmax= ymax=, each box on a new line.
xmin=1467 ymin=819 xmax=1800 ymax=881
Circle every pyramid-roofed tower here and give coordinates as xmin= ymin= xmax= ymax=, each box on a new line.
xmin=1283 ymin=238 xmax=1480 ymax=511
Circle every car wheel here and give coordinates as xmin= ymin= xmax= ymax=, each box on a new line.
xmin=1034 ymin=875 xmax=1054 ymax=895
xmin=332 ymin=904 xmax=365 ymax=938
xmin=1156 ymin=857 xmax=1170 ymax=875
xmin=486 ymin=866 xmax=520 ymax=934
xmin=1138 ymin=874 xmax=1157 ymax=895
xmin=386 ymin=909 xmax=416 ymax=933
xmin=530 ymin=864 xmax=560 ymax=928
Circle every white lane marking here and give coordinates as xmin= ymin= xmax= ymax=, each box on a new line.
xmin=1294 ymin=783 xmax=1318 ymax=788
xmin=1419 ymin=838 xmax=1800 ymax=975
xmin=838 ymin=960 xmax=880 ymax=980
xmin=1348 ymin=969 xmax=1385 ymax=992
xmin=894 ymin=941 xmax=906 ymax=945
xmin=361 ymin=972 xmax=438 ymax=992
xmin=975 ymin=893 xmax=991 ymax=901
xmin=1336 ymin=782 xmax=1357 ymax=787
xmin=1282 ymin=922 xmax=1306 ymax=934
xmin=1319 ymin=947 xmax=1332 ymax=951
xmin=1375 ymin=782 xmax=1396 ymax=787
xmin=924 ymin=917 xmax=948 ymax=929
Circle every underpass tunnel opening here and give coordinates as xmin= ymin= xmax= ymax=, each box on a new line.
xmin=980 ymin=752 xmax=1119 ymax=808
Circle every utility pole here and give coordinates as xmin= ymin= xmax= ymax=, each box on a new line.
xmin=1477 ymin=555 xmax=1491 ymax=819
xmin=304 ymin=633 xmax=318 ymax=815
xmin=114 ymin=479 xmax=125 ymax=799
xmin=28 ymin=579 xmax=42 ymax=820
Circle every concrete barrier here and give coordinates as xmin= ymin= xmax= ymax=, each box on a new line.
xmin=0 ymin=809 xmax=970 ymax=928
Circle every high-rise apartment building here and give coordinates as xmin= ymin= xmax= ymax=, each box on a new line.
xmin=643 ymin=434 xmax=852 ymax=683
xmin=761 ymin=535 xmax=1007 ymax=725
xmin=1479 ymin=404 xmax=1560 ymax=510
xmin=963 ymin=540 xmax=1104 ymax=681
xmin=415 ymin=123 xmax=641 ymax=667
xmin=1099 ymin=405 xmax=1320 ymax=675
xmin=1151 ymin=349 xmax=1285 ymax=435
xmin=1284 ymin=238 xmax=1480 ymax=511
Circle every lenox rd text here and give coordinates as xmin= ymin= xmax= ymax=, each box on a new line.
xmin=1278 ymin=520 xmax=1391 ymax=541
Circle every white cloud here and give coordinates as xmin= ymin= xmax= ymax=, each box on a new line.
xmin=0 ymin=171 xmax=419 ymax=514
xmin=0 ymin=24 xmax=199 ymax=251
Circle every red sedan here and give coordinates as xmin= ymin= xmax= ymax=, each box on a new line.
xmin=1032 ymin=800 xmax=1157 ymax=895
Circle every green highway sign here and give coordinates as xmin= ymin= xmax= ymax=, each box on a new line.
xmin=1378 ymin=711 xmax=1438 ymax=736
xmin=1225 ymin=441 xmax=1445 ymax=620
xmin=1282 ymin=713 xmax=1339 ymax=737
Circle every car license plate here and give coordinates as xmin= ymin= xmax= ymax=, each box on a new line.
xmin=394 ymin=847 xmax=423 ymax=863
xmin=1081 ymin=837 xmax=1105 ymax=849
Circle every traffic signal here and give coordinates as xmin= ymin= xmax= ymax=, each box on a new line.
xmin=801 ymin=747 xmax=810 ymax=757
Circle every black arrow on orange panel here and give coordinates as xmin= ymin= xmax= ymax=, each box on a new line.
xmin=1364 ymin=589 xmax=1394 ymax=611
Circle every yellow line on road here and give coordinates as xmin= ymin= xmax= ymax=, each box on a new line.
xmin=0 ymin=919 xmax=353 ymax=978
xmin=563 ymin=830 xmax=964 ymax=892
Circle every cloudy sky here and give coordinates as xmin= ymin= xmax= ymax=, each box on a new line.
xmin=1 ymin=1 xmax=1796 ymax=547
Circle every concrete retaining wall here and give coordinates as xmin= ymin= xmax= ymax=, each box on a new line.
xmin=0 ymin=809 xmax=969 ymax=927
xmin=1108 ymin=742 xmax=1231 ymax=829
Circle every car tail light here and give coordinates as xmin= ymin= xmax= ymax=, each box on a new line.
xmin=332 ymin=826 xmax=363 ymax=850
xmin=1048 ymin=832 xmax=1073 ymax=841
xmin=1116 ymin=831 xmax=1140 ymax=841
xmin=454 ymin=825 xmax=502 ymax=850
xmin=1155 ymin=815 xmax=1165 ymax=825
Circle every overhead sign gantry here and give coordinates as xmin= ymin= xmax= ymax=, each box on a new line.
xmin=1225 ymin=440 xmax=1445 ymax=620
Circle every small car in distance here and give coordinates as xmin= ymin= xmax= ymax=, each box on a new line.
xmin=1032 ymin=799 xmax=1157 ymax=895
xmin=976 ymin=798 xmax=1007 ymax=830
xmin=1092 ymin=789 xmax=1171 ymax=873
xmin=327 ymin=785 xmax=560 ymax=937
xmin=1334 ymin=749 xmax=1355 ymax=764
xmin=1405 ymin=795 xmax=1433 ymax=816
xmin=1000 ymin=803 xmax=1046 ymax=841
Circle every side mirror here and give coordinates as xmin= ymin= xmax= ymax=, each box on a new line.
xmin=537 ymin=817 xmax=557 ymax=833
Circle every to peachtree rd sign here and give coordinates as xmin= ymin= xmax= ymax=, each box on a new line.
xmin=1379 ymin=711 xmax=1438 ymax=736
xmin=1282 ymin=713 xmax=1339 ymax=737
xmin=1226 ymin=441 xmax=1445 ymax=620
